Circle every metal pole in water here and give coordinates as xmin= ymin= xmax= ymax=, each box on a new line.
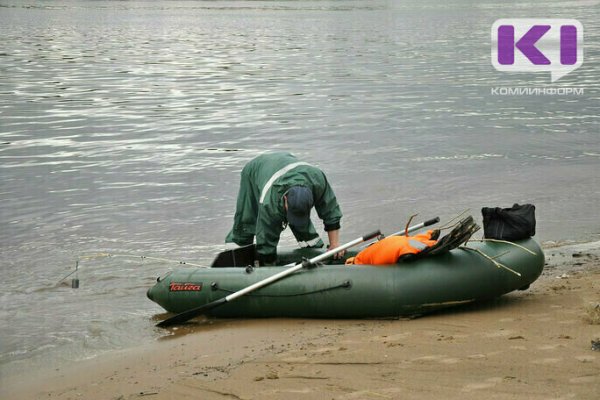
xmin=71 ymin=260 xmax=79 ymax=289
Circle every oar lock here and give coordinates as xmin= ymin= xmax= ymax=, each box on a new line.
xmin=301 ymin=257 xmax=318 ymax=269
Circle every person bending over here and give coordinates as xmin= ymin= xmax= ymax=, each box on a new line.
xmin=226 ymin=152 xmax=343 ymax=265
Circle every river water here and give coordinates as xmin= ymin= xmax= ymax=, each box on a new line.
xmin=1 ymin=0 xmax=599 ymax=377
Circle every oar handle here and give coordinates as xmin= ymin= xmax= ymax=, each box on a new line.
xmin=362 ymin=230 xmax=382 ymax=241
xmin=424 ymin=217 xmax=440 ymax=227
xmin=387 ymin=217 xmax=440 ymax=238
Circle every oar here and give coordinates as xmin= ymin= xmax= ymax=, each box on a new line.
xmin=156 ymin=229 xmax=382 ymax=327
xmin=356 ymin=217 xmax=439 ymax=251
xmin=388 ymin=217 xmax=440 ymax=237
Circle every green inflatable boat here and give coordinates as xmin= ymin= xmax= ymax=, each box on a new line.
xmin=147 ymin=238 xmax=544 ymax=319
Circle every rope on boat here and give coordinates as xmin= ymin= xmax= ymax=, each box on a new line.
xmin=440 ymin=230 xmax=537 ymax=277
xmin=461 ymin=246 xmax=522 ymax=277
xmin=461 ymin=238 xmax=540 ymax=277
xmin=468 ymin=239 xmax=538 ymax=255
xmin=211 ymin=280 xmax=352 ymax=297
xmin=459 ymin=236 xmax=541 ymax=277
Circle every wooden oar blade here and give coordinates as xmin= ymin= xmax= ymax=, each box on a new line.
xmin=156 ymin=297 xmax=227 ymax=327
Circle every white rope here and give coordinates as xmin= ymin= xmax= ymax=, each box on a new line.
xmin=461 ymin=246 xmax=522 ymax=277
xmin=57 ymin=253 xmax=208 ymax=284
xmin=468 ymin=239 xmax=537 ymax=256
xmin=103 ymin=253 xmax=207 ymax=268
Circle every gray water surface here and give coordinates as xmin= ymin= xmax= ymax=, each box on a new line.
xmin=1 ymin=0 xmax=599 ymax=376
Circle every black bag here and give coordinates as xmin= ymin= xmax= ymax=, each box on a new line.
xmin=481 ymin=204 xmax=536 ymax=241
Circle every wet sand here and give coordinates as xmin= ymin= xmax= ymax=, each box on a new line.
xmin=2 ymin=246 xmax=599 ymax=400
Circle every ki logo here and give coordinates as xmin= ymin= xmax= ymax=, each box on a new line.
xmin=491 ymin=19 xmax=583 ymax=82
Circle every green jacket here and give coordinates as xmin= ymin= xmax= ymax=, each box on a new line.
xmin=226 ymin=152 xmax=342 ymax=261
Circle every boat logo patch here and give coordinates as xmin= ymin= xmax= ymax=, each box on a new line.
xmin=169 ymin=282 xmax=203 ymax=292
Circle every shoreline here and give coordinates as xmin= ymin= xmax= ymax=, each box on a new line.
xmin=2 ymin=242 xmax=599 ymax=399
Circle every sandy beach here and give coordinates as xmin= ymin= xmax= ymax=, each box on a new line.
xmin=2 ymin=245 xmax=599 ymax=400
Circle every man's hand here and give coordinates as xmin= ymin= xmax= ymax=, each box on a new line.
xmin=327 ymin=229 xmax=345 ymax=259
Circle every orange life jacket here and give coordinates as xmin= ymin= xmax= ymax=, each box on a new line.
xmin=346 ymin=230 xmax=438 ymax=265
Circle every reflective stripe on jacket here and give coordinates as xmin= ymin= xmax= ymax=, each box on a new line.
xmin=346 ymin=230 xmax=437 ymax=265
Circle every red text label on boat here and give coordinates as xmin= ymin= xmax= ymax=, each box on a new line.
xmin=169 ymin=282 xmax=203 ymax=292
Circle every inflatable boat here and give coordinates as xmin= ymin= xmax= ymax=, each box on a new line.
xmin=147 ymin=238 xmax=544 ymax=319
